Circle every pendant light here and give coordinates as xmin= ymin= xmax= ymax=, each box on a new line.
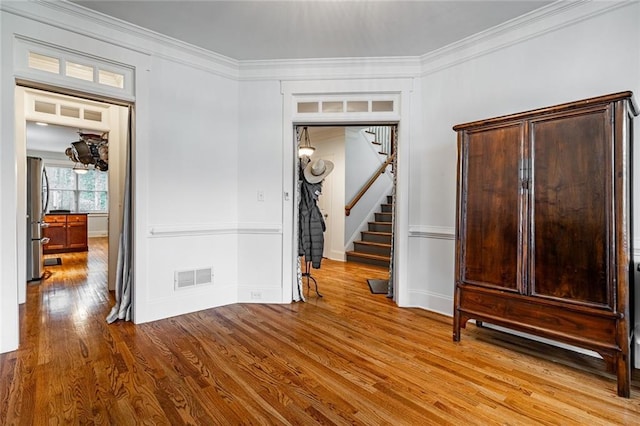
xmin=73 ymin=162 xmax=88 ymax=175
xmin=298 ymin=126 xmax=315 ymax=157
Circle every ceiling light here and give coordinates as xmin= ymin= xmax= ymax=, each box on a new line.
xmin=73 ymin=162 xmax=88 ymax=175
xmin=298 ymin=126 xmax=315 ymax=157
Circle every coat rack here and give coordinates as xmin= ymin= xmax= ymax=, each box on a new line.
xmin=302 ymin=259 xmax=322 ymax=297
xmin=298 ymin=153 xmax=334 ymax=299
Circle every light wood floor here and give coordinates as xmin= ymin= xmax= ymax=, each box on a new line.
xmin=1 ymin=238 xmax=639 ymax=424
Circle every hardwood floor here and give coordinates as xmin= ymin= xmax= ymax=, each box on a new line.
xmin=1 ymin=239 xmax=639 ymax=424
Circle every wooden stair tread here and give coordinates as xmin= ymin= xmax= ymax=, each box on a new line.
xmin=355 ymin=241 xmax=391 ymax=248
xmin=345 ymin=251 xmax=390 ymax=261
xmin=350 ymin=193 xmax=394 ymax=267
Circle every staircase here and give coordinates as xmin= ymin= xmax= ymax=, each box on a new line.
xmin=346 ymin=195 xmax=392 ymax=267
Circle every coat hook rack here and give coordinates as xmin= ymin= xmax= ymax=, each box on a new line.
xmin=302 ymin=259 xmax=322 ymax=297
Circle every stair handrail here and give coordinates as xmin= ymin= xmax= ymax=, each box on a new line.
xmin=345 ymin=152 xmax=395 ymax=216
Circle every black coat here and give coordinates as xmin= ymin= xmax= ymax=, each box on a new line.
xmin=299 ymin=178 xmax=325 ymax=268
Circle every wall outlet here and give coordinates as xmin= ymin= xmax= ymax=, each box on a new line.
xmin=250 ymin=291 xmax=262 ymax=300
xmin=257 ymin=190 xmax=264 ymax=201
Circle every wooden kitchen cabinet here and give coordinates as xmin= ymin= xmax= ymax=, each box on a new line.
xmin=43 ymin=213 xmax=88 ymax=254
xmin=453 ymin=92 xmax=637 ymax=397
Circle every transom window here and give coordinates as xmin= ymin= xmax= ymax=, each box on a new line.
xmin=15 ymin=36 xmax=134 ymax=100
xmin=296 ymin=96 xmax=398 ymax=115
xmin=46 ymin=166 xmax=108 ymax=213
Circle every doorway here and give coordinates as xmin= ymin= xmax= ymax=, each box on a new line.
xmin=295 ymin=124 xmax=397 ymax=299
xmin=16 ymin=86 xmax=129 ymax=311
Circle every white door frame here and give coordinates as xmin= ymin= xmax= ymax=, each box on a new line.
xmin=15 ymin=86 xmax=129 ymax=302
xmin=281 ymin=78 xmax=413 ymax=306
xmin=0 ymin=18 xmax=149 ymax=352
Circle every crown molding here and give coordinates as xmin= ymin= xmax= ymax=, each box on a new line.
xmin=419 ymin=0 xmax=633 ymax=76
xmin=3 ymin=1 xmax=633 ymax=82
xmin=1 ymin=0 xmax=241 ymax=79
xmin=2 ymin=1 xmax=422 ymax=81
xmin=238 ymin=56 xmax=422 ymax=81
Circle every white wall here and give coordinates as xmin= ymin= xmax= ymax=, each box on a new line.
xmin=0 ymin=8 xmax=18 ymax=353
xmin=87 ymin=214 xmax=108 ymax=237
xmin=307 ymin=127 xmax=346 ymax=261
xmin=236 ymin=80 xmax=284 ymax=302
xmin=136 ymin=55 xmax=240 ymax=321
xmin=407 ymin=1 xmax=640 ymax=359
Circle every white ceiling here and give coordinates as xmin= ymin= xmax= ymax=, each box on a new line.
xmin=70 ymin=0 xmax=553 ymax=61
xmin=28 ymin=1 xmax=553 ymax=152
xmin=26 ymin=122 xmax=88 ymax=154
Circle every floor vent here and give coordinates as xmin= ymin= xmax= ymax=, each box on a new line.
xmin=174 ymin=267 xmax=213 ymax=290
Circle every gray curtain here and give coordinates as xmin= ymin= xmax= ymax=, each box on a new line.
xmin=106 ymin=106 xmax=133 ymax=323
xmin=293 ymin=127 xmax=305 ymax=302
xmin=293 ymin=176 xmax=305 ymax=302
xmin=387 ymin=125 xmax=398 ymax=300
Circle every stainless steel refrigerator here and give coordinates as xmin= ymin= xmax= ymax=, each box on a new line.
xmin=26 ymin=156 xmax=50 ymax=282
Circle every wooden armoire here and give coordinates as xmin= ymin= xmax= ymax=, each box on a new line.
xmin=452 ymin=92 xmax=637 ymax=397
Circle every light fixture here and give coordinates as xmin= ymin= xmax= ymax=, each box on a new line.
xmin=298 ymin=126 xmax=315 ymax=157
xmin=73 ymin=162 xmax=88 ymax=175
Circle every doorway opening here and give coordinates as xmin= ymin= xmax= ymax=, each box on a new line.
xmin=16 ymin=85 xmax=131 ymax=329
xmin=294 ymin=124 xmax=398 ymax=300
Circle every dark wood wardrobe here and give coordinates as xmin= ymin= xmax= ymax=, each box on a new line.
xmin=452 ymin=92 xmax=637 ymax=397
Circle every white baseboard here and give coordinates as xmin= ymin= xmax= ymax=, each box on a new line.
xmin=405 ymin=289 xmax=453 ymax=317
xmin=237 ymin=286 xmax=285 ymax=304
xmin=327 ymin=250 xmax=345 ymax=261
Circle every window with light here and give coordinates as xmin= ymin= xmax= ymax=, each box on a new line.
xmin=47 ymin=166 xmax=108 ymax=213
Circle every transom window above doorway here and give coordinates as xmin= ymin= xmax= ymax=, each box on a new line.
xmin=15 ymin=36 xmax=134 ymax=99
xmin=296 ymin=95 xmax=398 ymax=116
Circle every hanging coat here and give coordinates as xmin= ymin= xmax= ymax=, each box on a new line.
xmin=299 ymin=178 xmax=325 ymax=269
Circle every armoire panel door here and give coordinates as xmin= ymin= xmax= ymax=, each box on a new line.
xmin=460 ymin=123 xmax=524 ymax=291
xmin=530 ymin=108 xmax=612 ymax=307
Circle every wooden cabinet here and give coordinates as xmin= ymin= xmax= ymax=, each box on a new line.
xmin=453 ymin=92 xmax=637 ymax=397
xmin=43 ymin=214 xmax=88 ymax=254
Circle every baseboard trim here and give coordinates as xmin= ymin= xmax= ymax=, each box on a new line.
xmin=88 ymin=232 xmax=108 ymax=238
xmin=405 ymin=289 xmax=453 ymax=317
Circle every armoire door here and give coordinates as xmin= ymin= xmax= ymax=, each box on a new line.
xmin=459 ymin=123 xmax=524 ymax=293
xmin=530 ymin=107 xmax=613 ymax=308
